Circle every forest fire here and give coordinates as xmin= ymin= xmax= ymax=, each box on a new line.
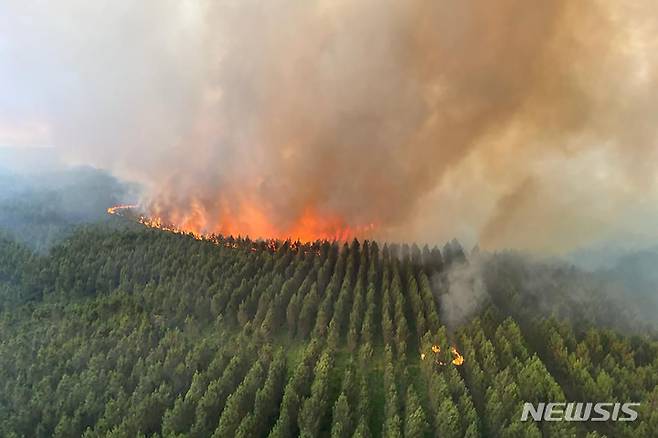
xmin=450 ymin=347 xmax=465 ymax=366
xmin=106 ymin=204 xmax=139 ymax=216
xmin=149 ymin=202 xmax=376 ymax=243
xmin=422 ymin=345 xmax=465 ymax=367
xmin=107 ymin=204 xmax=340 ymax=255
xmin=107 ymin=203 xmax=375 ymax=244
xmin=107 ymin=205 xmax=203 ymax=239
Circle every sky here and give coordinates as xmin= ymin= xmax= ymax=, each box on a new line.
xmin=1 ymin=0 xmax=657 ymax=252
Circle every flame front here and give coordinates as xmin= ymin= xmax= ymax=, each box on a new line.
xmin=110 ymin=201 xmax=376 ymax=243
xmin=108 ymin=204 xmax=331 ymax=255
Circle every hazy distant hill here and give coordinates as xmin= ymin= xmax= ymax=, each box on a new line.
xmin=0 ymin=167 xmax=136 ymax=251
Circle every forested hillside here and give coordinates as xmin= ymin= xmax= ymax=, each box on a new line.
xmin=0 ymin=226 xmax=657 ymax=437
xmin=0 ymin=168 xmax=133 ymax=252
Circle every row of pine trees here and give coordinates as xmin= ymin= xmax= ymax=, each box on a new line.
xmin=0 ymin=226 xmax=656 ymax=437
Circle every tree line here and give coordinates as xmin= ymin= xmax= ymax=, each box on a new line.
xmin=0 ymin=225 xmax=656 ymax=437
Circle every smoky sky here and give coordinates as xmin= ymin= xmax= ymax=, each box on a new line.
xmin=1 ymin=0 xmax=657 ymax=251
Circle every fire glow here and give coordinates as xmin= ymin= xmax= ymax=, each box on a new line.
xmin=108 ymin=203 xmax=376 ymax=244
xmin=421 ymin=345 xmax=465 ymax=367
xmin=150 ymin=203 xmax=375 ymax=242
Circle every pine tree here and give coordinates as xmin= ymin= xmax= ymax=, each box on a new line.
xmin=352 ymin=417 xmax=371 ymax=438
xmin=213 ymin=357 xmax=268 ymax=438
xmin=161 ymin=395 xmax=194 ymax=436
xmin=297 ymin=283 xmax=320 ymax=339
xmin=330 ymin=393 xmax=352 ymax=438
xmin=435 ymin=398 xmax=461 ymax=438
xmin=298 ymin=351 xmax=334 ymax=437
xmin=404 ymin=387 xmax=428 ymax=438
xmin=286 ymin=291 xmax=302 ymax=337
xmin=251 ymin=350 xmax=287 ymax=437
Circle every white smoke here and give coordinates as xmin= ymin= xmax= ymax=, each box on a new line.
xmin=437 ymin=256 xmax=489 ymax=330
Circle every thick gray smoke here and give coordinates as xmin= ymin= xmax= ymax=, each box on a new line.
xmin=2 ymin=0 xmax=658 ymax=250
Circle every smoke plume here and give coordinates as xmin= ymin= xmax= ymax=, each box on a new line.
xmin=2 ymin=0 xmax=658 ymax=250
xmin=437 ymin=256 xmax=489 ymax=331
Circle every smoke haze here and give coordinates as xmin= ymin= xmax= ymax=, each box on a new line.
xmin=2 ymin=0 xmax=658 ymax=250
xmin=437 ymin=256 xmax=489 ymax=331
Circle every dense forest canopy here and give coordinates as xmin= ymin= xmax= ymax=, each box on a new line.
xmin=0 ymin=170 xmax=657 ymax=437
xmin=3 ymin=0 xmax=658 ymax=435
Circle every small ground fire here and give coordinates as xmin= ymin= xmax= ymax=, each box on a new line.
xmin=421 ymin=345 xmax=465 ymax=367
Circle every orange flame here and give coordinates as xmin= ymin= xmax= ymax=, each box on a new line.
xmin=421 ymin=344 xmax=464 ymax=367
xmin=107 ymin=204 xmax=139 ymax=215
xmin=450 ymin=346 xmax=464 ymax=366
xmin=109 ymin=202 xmax=376 ymax=244
xmin=108 ymin=204 xmax=332 ymax=255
